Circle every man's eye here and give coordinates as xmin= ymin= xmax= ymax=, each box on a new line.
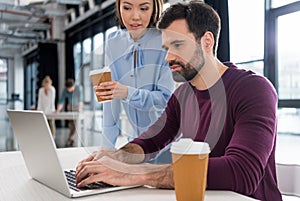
xmin=174 ymin=44 xmax=182 ymax=48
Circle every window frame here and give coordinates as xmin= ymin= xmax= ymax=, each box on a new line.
xmin=264 ymin=0 xmax=300 ymax=108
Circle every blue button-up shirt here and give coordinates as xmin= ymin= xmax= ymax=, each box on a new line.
xmin=101 ymin=28 xmax=175 ymax=148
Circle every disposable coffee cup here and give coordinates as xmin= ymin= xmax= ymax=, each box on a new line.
xmin=90 ymin=67 xmax=112 ymax=103
xmin=170 ymin=138 xmax=210 ymax=201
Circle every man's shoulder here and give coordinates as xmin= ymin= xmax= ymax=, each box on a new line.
xmin=225 ymin=63 xmax=273 ymax=88
xmin=225 ymin=64 xmax=277 ymax=99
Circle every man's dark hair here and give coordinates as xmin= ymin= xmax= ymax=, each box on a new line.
xmin=65 ymin=78 xmax=75 ymax=88
xmin=157 ymin=1 xmax=220 ymax=56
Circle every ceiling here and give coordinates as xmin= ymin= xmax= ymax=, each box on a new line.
xmin=0 ymin=0 xmax=84 ymax=58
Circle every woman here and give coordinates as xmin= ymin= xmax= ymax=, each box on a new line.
xmin=96 ymin=0 xmax=175 ymax=158
xmin=37 ymin=75 xmax=56 ymax=137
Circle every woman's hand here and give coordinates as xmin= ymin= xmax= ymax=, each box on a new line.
xmin=94 ymin=81 xmax=128 ymax=100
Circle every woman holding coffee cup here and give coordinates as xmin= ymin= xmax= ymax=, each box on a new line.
xmin=94 ymin=0 xmax=175 ymax=159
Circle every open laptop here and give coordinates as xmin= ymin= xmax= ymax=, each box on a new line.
xmin=7 ymin=109 xmax=139 ymax=198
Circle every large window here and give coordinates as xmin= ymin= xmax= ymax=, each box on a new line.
xmin=73 ymin=42 xmax=82 ymax=80
xmin=0 ymin=58 xmax=8 ymax=104
xmin=82 ymin=37 xmax=92 ymax=65
xmin=228 ymin=0 xmax=265 ymax=75
xmin=229 ymin=0 xmax=300 ymax=165
xmin=277 ymin=11 xmax=300 ymax=100
xmin=93 ymin=32 xmax=104 ymax=69
xmin=24 ymin=61 xmax=38 ymax=110
xmin=271 ymin=0 xmax=300 ymax=8
xmin=267 ymin=1 xmax=300 ymax=140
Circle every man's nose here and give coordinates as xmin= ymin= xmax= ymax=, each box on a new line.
xmin=165 ymin=50 xmax=177 ymax=63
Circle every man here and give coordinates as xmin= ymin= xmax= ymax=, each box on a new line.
xmin=76 ymin=2 xmax=282 ymax=201
xmin=56 ymin=78 xmax=83 ymax=147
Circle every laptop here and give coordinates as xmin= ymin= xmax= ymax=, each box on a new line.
xmin=7 ymin=109 xmax=139 ymax=198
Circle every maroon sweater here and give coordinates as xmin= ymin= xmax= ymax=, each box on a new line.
xmin=132 ymin=63 xmax=282 ymax=201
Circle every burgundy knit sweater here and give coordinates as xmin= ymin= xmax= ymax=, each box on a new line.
xmin=132 ymin=63 xmax=282 ymax=201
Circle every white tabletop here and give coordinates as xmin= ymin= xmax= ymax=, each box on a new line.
xmin=45 ymin=112 xmax=81 ymax=120
xmin=0 ymin=148 xmax=258 ymax=201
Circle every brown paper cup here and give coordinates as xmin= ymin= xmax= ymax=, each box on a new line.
xmin=90 ymin=69 xmax=112 ymax=103
xmin=171 ymin=139 xmax=210 ymax=201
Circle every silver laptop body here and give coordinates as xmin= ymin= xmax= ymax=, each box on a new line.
xmin=7 ymin=109 xmax=138 ymax=198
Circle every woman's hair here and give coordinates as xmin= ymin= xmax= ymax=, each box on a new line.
xmin=115 ymin=0 xmax=164 ymax=29
xmin=42 ymin=75 xmax=52 ymax=87
xmin=157 ymin=1 xmax=221 ymax=56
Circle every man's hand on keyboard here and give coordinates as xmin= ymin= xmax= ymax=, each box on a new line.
xmin=75 ymin=156 xmax=142 ymax=188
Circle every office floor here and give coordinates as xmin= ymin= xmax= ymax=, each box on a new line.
xmin=0 ymin=113 xmax=299 ymax=201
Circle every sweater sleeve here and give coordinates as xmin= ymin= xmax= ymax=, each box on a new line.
xmin=207 ymin=75 xmax=278 ymax=196
xmin=131 ymin=93 xmax=181 ymax=161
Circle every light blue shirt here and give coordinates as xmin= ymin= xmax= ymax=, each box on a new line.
xmin=101 ymin=28 xmax=175 ymax=148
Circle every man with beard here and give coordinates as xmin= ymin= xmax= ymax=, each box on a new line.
xmin=75 ymin=1 xmax=282 ymax=201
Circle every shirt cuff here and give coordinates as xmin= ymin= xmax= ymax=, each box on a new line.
xmin=101 ymin=126 xmax=120 ymax=148
xmin=122 ymin=86 xmax=137 ymax=103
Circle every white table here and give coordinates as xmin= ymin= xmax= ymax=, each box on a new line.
xmin=0 ymin=147 xmax=258 ymax=201
xmin=46 ymin=112 xmax=85 ymax=147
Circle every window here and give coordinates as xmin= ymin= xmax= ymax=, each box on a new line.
xmin=93 ymin=33 xmax=104 ymax=69
xmin=228 ymin=0 xmax=264 ymax=75
xmin=277 ymin=11 xmax=300 ymax=99
xmin=271 ymin=0 xmax=300 ymax=8
xmin=266 ymin=1 xmax=300 ymax=152
xmin=0 ymin=58 xmax=8 ymax=104
xmin=73 ymin=42 xmax=82 ymax=80
xmin=24 ymin=61 xmax=38 ymax=110
xmin=230 ymin=0 xmax=300 ymax=165
xmin=82 ymin=37 xmax=92 ymax=65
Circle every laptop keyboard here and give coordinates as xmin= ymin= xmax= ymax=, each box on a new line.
xmin=64 ymin=170 xmax=114 ymax=192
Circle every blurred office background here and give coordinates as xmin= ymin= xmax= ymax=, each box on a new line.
xmin=0 ymin=0 xmax=300 ymax=200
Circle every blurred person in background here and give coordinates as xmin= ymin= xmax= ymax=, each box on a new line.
xmin=37 ymin=75 xmax=56 ymax=137
xmin=56 ymin=78 xmax=83 ymax=147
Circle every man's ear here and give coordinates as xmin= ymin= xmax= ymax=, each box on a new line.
xmin=202 ymin=31 xmax=214 ymax=50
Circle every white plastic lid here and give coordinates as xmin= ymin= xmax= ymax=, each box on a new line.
xmin=170 ymin=138 xmax=211 ymax=154
xmin=89 ymin=66 xmax=110 ymax=76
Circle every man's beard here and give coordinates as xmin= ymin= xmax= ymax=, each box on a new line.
xmin=171 ymin=45 xmax=205 ymax=82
